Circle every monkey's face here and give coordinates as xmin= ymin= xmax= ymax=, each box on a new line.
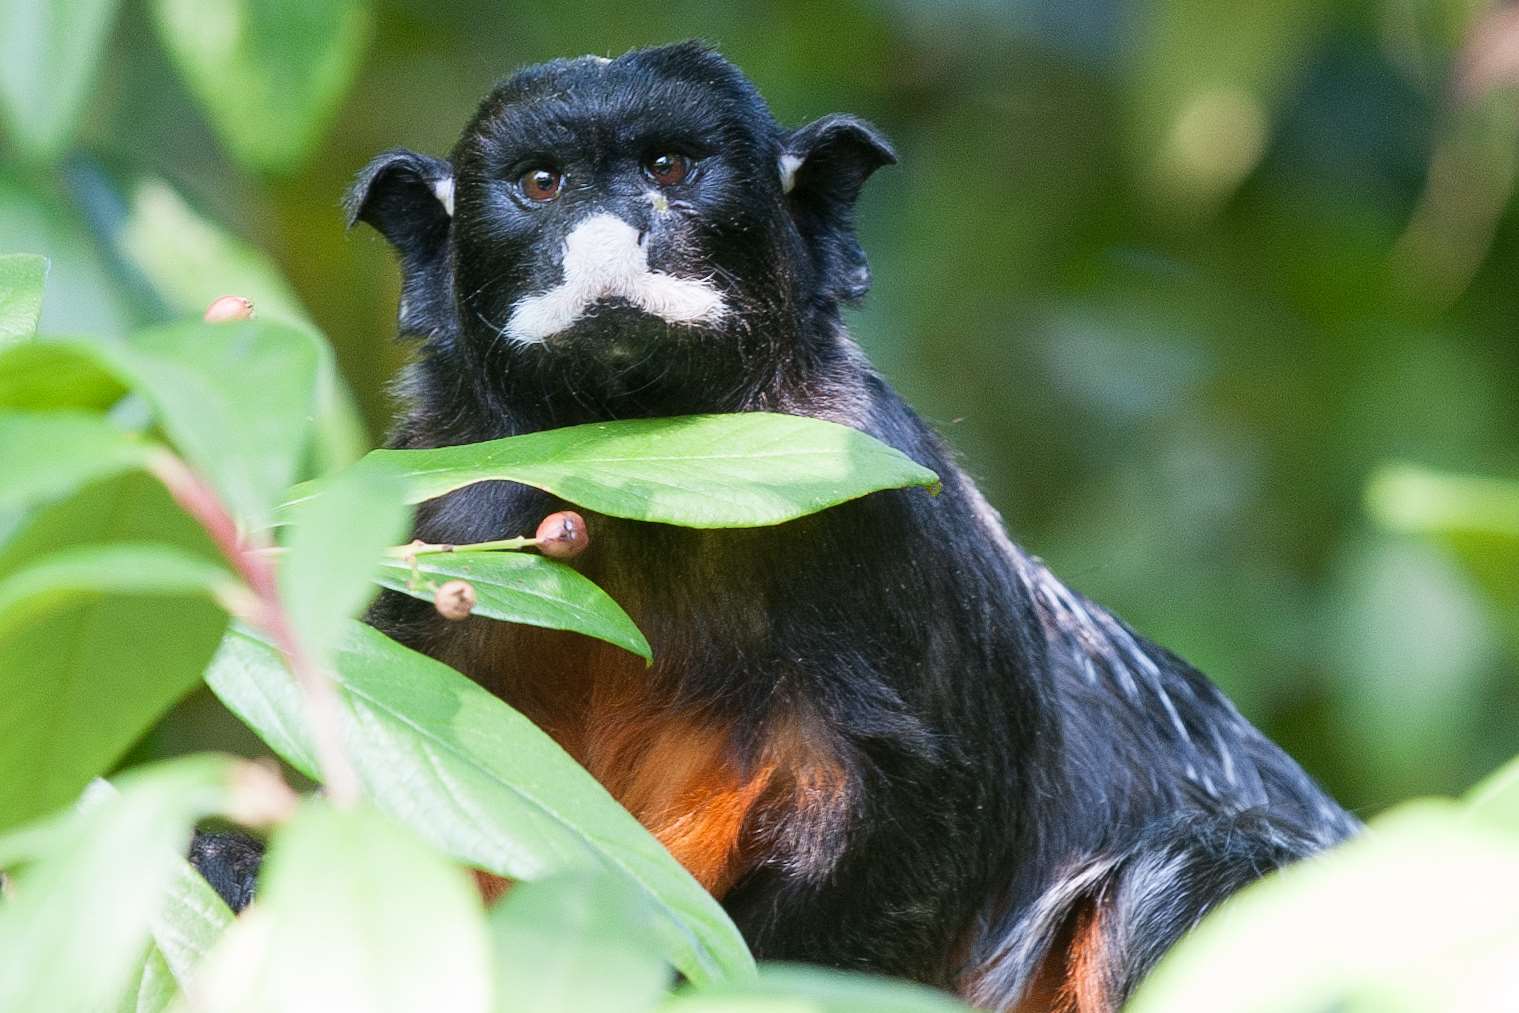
xmin=447 ymin=50 xmax=789 ymax=360
xmin=349 ymin=43 xmax=894 ymax=414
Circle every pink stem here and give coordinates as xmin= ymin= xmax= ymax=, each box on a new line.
xmin=149 ymin=452 xmax=360 ymax=807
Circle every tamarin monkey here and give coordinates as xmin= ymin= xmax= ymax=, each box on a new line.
xmin=194 ymin=42 xmax=1356 ymax=1011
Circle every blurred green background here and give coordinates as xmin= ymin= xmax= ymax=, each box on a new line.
xmin=3 ymin=0 xmax=1518 ymax=817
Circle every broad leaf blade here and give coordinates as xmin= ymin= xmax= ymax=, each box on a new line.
xmin=192 ymin=802 xmax=491 ymax=1013
xmin=0 ymin=544 xmax=232 ymax=829
xmin=152 ymin=0 xmax=372 ymax=174
xmin=205 ymin=623 xmax=755 ymax=985
xmin=489 ymin=873 xmax=670 ymax=1013
xmin=0 ymin=338 xmax=126 ymax=411
xmin=0 ymin=0 xmax=120 ymax=160
xmin=0 ymin=757 xmax=236 ymax=1012
xmin=0 ymin=542 xmax=232 ymax=629
xmin=0 ymin=174 xmax=132 ymax=337
xmin=1368 ymin=464 xmax=1519 ymax=542
xmin=1468 ymin=754 xmax=1519 ymax=837
xmin=296 ymin=414 xmax=941 ymax=529
xmin=116 ymin=851 xmax=233 ymax=1013
xmin=374 ymin=551 xmax=651 ymax=661
xmin=116 ymin=181 xmax=314 ymax=328
xmin=667 ymin=964 xmax=972 ymax=1012
xmin=109 ymin=179 xmax=367 ymax=470
xmin=0 ymin=324 xmax=321 ymax=527
xmin=0 ymin=252 xmax=47 ymax=342
xmin=126 ymin=320 xmax=320 ymax=527
xmin=1367 ymin=463 xmax=1519 ymax=652
xmin=0 ymin=410 xmax=160 ymax=514
xmin=151 ymin=856 xmax=237 ymax=986
xmin=127 ymin=945 xmax=177 ymax=1013
xmin=279 ymin=464 xmax=410 ymax=665
xmin=1125 ymin=802 xmax=1519 ymax=1013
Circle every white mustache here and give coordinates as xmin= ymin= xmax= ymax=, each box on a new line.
xmin=503 ymin=214 xmax=727 ymax=344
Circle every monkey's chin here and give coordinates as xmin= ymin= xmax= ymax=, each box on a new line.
xmin=542 ymin=299 xmax=715 ymax=359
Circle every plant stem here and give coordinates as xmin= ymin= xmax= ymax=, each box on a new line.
xmin=385 ymin=535 xmax=537 ymax=558
xmin=147 ymin=451 xmax=360 ymax=808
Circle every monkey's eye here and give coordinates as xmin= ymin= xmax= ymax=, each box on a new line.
xmin=644 ymin=152 xmax=690 ymax=187
xmin=518 ymin=167 xmax=563 ymax=202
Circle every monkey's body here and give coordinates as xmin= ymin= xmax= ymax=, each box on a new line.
xmin=196 ymin=43 xmax=1356 ymax=1010
xmin=370 ymin=322 xmax=1353 ymax=1008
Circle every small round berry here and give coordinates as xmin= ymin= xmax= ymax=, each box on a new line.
xmin=535 ymin=510 xmax=589 ymax=559
xmin=204 ymin=295 xmax=255 ymax=322
xmin=434 ymin=579 xmax=476 ymax=620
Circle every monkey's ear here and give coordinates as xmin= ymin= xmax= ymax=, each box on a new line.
xmin=345 ymin=148 xmax=454 ymax=256
xmin=781 ymin=115 xmax=896 ymax=303
xmin=347 ymin=149 xmax=455 ymax=332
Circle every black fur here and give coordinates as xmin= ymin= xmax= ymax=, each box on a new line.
xmin=194 ymin=43 xmax=1357 ymax=1008
xmin=188 ymin=828 xmax=264 ymax=914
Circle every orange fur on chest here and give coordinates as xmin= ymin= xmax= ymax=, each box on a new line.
xmin=453 ymin=622 xmax=848 ymax=899
xmin=584 ymin=710 xmax=774 ymax=895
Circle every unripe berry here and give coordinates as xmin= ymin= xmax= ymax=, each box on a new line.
xmin=535 ymin=510 xmax=589 ymax=559
xmin=434 ymin=579 xmax=476 ymax=620
xmin=204 ymin=295 xmax=255 ymax=322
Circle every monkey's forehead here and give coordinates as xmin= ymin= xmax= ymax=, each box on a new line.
xmin=458 ymin=41 xmax=778 ymax=154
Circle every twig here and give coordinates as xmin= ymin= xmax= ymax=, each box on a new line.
xmin=385 ymin=536 xmax=537 ymax=559
xmin=147 ymin=451 xmax=360 ymax=808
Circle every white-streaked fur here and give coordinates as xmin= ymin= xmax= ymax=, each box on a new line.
xmin=431 ymin=177 xmax=455 ymax=217
xmin=503 ymin=213 xmax=727 ymax=344
xmin=779 ymin=153 xmax=803 ymax=194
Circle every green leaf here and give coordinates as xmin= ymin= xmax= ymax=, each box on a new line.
xmin=374 ymin=551 xmax=651 ymax=662
xmin=0 ymin=542 xmax=233 ymax=630
xmin=1126 ymin=801 xmax=1519 ymax=1013
xmin=1468 ymin=754 xmax=1519 ymax=837
xmin=205 ymin=622 xmax=756 ymax=985
xmin=0 ymin=0 xmax=121 ymax=160
xmin=666 ymin=965 xmax=971 ymax=1012
xmin=0 ymin=756 xmax=237 ymax=1012
xmin=0 ymin=469 xmax=218 ymax=580
xmin=0 ymin=338 xmax=126 ymax=411
xmin=0 ymin=777 xmax=238 ymax=1013
xmin=1368 ymin=464 xmax=1519 ymax=541
xmin=117 ymin=180 xmax=314 ymax=328
xmin=307 ymin=344 xmax=369 ymax=475
xmin=107 ymin=179 xmax=368 ymax=470
xmin=292 ymin=414 xmax=941 ymax=529
xmin=1367 ymin=463 xmax=1519 ymax=651
xmin=0 ymin=252 xmax=47 ymax=342
xmin=0 ymin=323 xmax=320 ymax=527
xmin=108 ymin=857 xmax=236 ymax=1013
xmin=0 ymin=173 xmax=132 ymax=337
xmin=125 ymin=320 xmax=321 ymax=527
xmin=113 ymin=838 xmax=233 ymax=1013
xmin=191 ymin=801 xmax=491 ymax=1013
xmin=126 ymin=944 xmax=177 ymax=1013
xmin=488 ymin=872 xmax=671 ymax=1013
xmin=152 ymin=0 xmax=372 ymax=174
xmin=0 ymin=544 xmax=232 ymax=829
xmin=0 ymin=411 xmax=161 ymax=514
xmin=279 ymin=464 xmax=410 ymax=665
xmin=150 ymin=855 xmax=237 ymax=987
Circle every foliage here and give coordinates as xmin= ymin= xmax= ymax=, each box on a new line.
xmin=0 ymin=240 xmax=950 ymax=1007
xmin=1125 ymin=462 xmax=1519 ymax=1010
xmin=4 ymin=0 xmax=1519 ymax=1009
xmin=1129 ymin=782 xmax=1519 ymax=1012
